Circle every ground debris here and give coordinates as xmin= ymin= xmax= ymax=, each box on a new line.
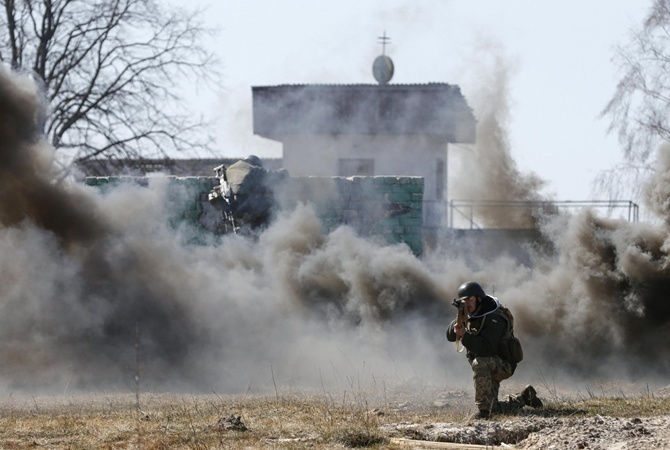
xmin=265 ymin=433 xmax=320 ymax=445
xmin=381 ymin=417 xmax=544 ymax=447
xmin=433 ymin=390 xmax=471 ymax=408
xmin=658 ymin=385 xmax=670 ymax=397
xmin=517 ymin=415 xmax=670 ymax=449
xmin=381 ymin=415 xmax=670 ymax=449
xmin=389 ymin=401 xmax=413 ymax=411
xmin=208 ymin=414 xmax=249 ymax=432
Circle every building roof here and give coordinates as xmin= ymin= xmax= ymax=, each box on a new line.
xmin=252 ymin=83 xmax=476 ymax=143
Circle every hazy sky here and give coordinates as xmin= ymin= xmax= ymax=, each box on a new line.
xmin=176 ymin=0 xmax=649 ymax=202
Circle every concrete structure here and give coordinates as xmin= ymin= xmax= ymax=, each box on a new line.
xmin=252 ymin=82 xmax=476 ymax=228
xmin=85 ymin=174 xmax=425 ymax=255
xmin=75 ymin=157 xmax=284 ymax=179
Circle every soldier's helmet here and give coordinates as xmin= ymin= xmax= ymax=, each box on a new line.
xmin=243 ymin=155 xmax=263 ymax=167
xmin=457 ymin=281 xmax=486 ymax=299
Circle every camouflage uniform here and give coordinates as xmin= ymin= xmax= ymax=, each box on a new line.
xmin=225 ymin=158 xmax=289 ymax=230
xmin=471 ymin=355 xmax=524 ymax=413
xmin=447 ymin=294 xmax=524 ymax=415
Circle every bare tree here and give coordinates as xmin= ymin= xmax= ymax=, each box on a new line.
xmin=0 ymin=0 xmax=219 ymax=175
xmin=600 ymin=0 xmax=670 ymax=202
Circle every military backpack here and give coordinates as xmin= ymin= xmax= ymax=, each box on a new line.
xmin=495 ymin=305 xmax=524 ymax=364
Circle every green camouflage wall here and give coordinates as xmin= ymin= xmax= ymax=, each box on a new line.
xmin=85 ymin=175 xmax=424 ymax=255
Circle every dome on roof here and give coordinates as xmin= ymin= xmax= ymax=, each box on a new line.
xmin=372 ymin=55 xmax=394 ymax=85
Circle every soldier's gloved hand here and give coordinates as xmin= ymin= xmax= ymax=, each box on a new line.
xmin=454 ymin=322 xmax=465 ymax=338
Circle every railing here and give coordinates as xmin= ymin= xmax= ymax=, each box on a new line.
xmin=445 ymin=200 xmax=640 ymax=230
xmin=423 ymin=200 xmax=446 ymax=228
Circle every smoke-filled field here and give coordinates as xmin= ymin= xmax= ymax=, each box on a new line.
xmin=3 ymin=48 xmax=670 ymax=445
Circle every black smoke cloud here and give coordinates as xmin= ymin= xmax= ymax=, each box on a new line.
xmin=0 ymin=69 xmax=104 ymax=244
xmin=0 ymin=67 xmax=227 ymax=389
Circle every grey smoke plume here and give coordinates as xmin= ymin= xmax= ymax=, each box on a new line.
xmin=457 ymin=144 xmax=670 ymax=379
xmin=505 ymin=205 xmax=670 ymax=379
xmin=452 ymin=51 xmax=550 ymax=229
xmin=0 ymin=66 xmax=232 ymax=389
xmin=0 ymin=65 xmax=461 ymax=392
xmin=3 ymin=55 xmax=670 ymax=398
xmin=443 ymin=50 xmax=670 ymax=380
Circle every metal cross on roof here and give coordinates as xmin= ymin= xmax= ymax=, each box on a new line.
xmin=378 ymin=31 xmax=391 ymax=55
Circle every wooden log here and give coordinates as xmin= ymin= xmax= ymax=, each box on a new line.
xmin=389 ymin=437 xmax=515 ymax=449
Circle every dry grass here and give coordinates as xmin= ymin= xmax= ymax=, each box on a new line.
xmin=0 ymin=387 xmax=668 ymax=449
xmin=546 ymin=395 xmax=670 ymax=418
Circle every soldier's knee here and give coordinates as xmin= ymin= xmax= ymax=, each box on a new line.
xmin=471 ymin=357 xmax=494 ymax=373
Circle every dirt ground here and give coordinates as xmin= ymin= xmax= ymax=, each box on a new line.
xmin=1 ymin=383 xmax=669 ymax=449
xmin=383 ymin=415 xmax=670 ymax=449
xmin=381 ymin=385 xmax=670 ymax=449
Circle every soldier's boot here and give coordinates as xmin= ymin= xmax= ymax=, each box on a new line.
xmin=520 ymin=385 xmax=543 ymax=408
xmin=469 ymin=409 xmax=491 ymax=420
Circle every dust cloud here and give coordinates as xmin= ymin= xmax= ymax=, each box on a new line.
xmin=1 ymin=65 xmax=462 ymax=394
xmin=450 ymin=47 xmax=551 ymax=230
xmin=2 ymin=53 xmax=670 ymax=400
xmin=444 ymin=49 xmax=670 ymax=384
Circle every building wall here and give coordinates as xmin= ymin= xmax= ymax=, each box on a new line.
xmin=84 ymin=174 xmax=425 ymax=255
xmin=280 ymin=134 xmax=448 ymax=227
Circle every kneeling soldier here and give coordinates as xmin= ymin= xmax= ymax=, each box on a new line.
xmin=446 ymin=281 xmax=543 ymax=419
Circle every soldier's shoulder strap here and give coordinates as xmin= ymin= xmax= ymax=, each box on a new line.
xmin=494 ymin=304 xmax=515 ymax=334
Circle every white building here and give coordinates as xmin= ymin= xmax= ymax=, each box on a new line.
xmin=251 ymin=62 xmax=476 ymax=228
